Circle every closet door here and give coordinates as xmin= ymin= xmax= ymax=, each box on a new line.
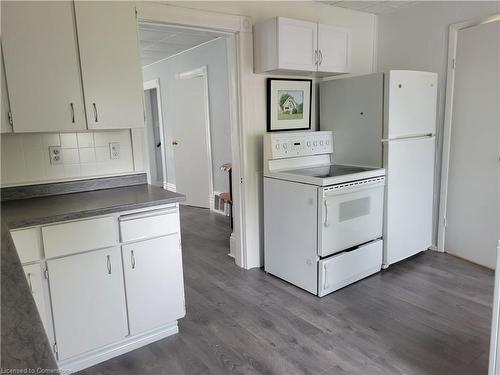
xmin=75 ymin=2 xmax=145 ymax=129
xmin=2 ymin=1 xmax=86 ymax=132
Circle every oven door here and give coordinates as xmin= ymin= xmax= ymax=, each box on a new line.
xmin=318 ymin=177 xmax=385 ymax=257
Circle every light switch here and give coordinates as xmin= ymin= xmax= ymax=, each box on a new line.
xmin=109 ymin=142 xmax=120 ymax=160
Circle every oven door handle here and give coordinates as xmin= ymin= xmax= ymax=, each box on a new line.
xmin=324 ymin=200 xmax=330 ymax=227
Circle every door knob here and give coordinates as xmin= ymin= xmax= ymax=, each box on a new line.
xmin=172 ymin=140 xmax=178 ymax=146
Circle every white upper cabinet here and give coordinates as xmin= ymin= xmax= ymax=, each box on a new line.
xmin=277 ymin=18 xmax=318 ymax=72
xmin=1 ymin=1 xmax=87 ymax=132
xmin=75 ymin=2 xmax=144 ymax=129
xmin=317 ymin=24 xmax=350 ymax=74
xmin=254 ymin=17 xmax=351 ymax=76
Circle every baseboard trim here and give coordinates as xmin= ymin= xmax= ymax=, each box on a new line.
xmin=58 ymin=322 xmax=179 ymax=373
xmin=229 ymin=232 xmax=237 ymax=258
xmin=166 ymin=183 xmax=176 ymax=192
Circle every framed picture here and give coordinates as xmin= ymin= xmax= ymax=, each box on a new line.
xmin=267 ymin=78 xmax=312 ymax=132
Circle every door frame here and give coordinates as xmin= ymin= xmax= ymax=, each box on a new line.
xmin=174 ymin=66 xmax=214 ymax=210
xmin=136 ymin=3 xmax=253 ymax=268
xmin=143 ymin=78 xmax=168 ymax=190
xmin=437 ymin=14 xmax=500 ymax=253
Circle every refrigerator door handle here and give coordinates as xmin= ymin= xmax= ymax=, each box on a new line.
xmin=381 ymin=133 xmax=434 ymax=142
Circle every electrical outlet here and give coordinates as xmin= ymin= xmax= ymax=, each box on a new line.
xmin=49 ymin=146 xmax=63 ymax=165
xmin=109 ymin=142 xmax=120 ymax=160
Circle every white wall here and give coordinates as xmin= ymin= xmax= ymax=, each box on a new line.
xmin=377 ymin=1 xmax=500 ymax=244
xmin=142 ymin=37 xmax=233 ymax=194
xmin=0 ymin=130 xmax=143 ymax=186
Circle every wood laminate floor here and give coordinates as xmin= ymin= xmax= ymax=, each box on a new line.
xmin=79 ymin=206 xmax=494 ymax=375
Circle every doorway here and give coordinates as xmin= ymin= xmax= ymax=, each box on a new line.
xmin=143 ymin=79 xmax=167 ymax=189
xmin=138 ymin=22 xmax=236 ymax=257
xmin=439 ymin=17 xmax=500 ymax=269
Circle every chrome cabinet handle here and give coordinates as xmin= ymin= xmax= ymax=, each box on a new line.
xmin=319 ymin=50 xmax=323 ymax=66
xmin=92 ymin=103 xmax=99 ymax=123
xmin=131 ymin=250 xmax=136 ymax=269
xmin=70 ymin=103 xmax=75 ymax=123
xmin=314 ymin=50 xmax=318 ymax=66
xmin=27 ymin=273 xmax=33 ymax=293
xmin=324 ymin=200 xmax=329 ymax=227
xmin=106 ymin=255 xmax=112 ymax=274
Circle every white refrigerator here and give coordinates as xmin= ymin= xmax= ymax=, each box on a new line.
xmin=320 ymin=70 xmax=438 ymax=267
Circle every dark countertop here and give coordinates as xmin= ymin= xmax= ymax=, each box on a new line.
xmin=1 ymin=183 xmax=185 ymax=371
xmin=2 ymin=184 xmax=186 ymax=230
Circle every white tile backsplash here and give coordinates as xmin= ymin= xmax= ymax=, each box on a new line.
xmin=60 ymin=133 xmax=78 ymax=148
xmin=79 ymin=148 xmax=96 ymax=163
xmin=1 ymin=129 xmax=141 ymax=186
xmin=77 ymin=133 xmax=95 ymax=148
xmin=62 ymin=149 xmax=80 ymax=164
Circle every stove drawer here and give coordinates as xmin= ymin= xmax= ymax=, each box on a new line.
xmin=318 ymin=239 xmax=382 ymax=297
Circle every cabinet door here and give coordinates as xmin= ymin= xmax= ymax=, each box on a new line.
xmin=1 ymin=1 xmax=87 ymax=132
xmin=23 ymin=263 xmax=50 ymax=336
xmin=122 ymin=234 xmax=185 ymax=335
xmin=47 ymin=247 xmax=128 ymax=361
xmin=1 ymin=49 xmax=12 ymax=133
xmin=74 ymin=2 xmax=144 ymax=129
xmin=317 ymin=24 xmax=350 ymax=73
xmin=277 ymin=17 xmax=318 ymax=71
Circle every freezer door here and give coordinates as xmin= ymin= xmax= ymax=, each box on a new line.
xmin=384 ymin=136 xmax=435 ymax=266
xmin=384 ymin=70 xmax=438 ymax=139
xmin=319 ymin=73 xmax=383 ymax=168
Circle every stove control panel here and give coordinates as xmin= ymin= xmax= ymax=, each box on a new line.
xmin=264 ymin=131 xmax=333 ymax=159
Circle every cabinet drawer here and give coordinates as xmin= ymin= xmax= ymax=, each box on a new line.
xmin=119 ymin=208 xmax=179 ymax=243
xmin=10 ymin=227 xmax=43 ymax=264
xmin=42 ymin=216 xmax=117 ymax=258
xmin=318 ymin=239 xmax=382 ymax=297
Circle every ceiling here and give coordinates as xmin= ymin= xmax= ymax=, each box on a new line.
xmin=138 ymin=24 xmax=223 ymax=67
xmin=320 ymin=1 xmax=420 ymax=15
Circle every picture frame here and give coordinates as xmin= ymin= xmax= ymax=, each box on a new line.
xmin=267 ymin=78 xmax=312 ymax=132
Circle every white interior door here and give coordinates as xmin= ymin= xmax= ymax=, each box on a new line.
xmin=171 ymin=68 xmax=212 ymax=208
xmin=444 ymin=20 xmax=500 ymax=269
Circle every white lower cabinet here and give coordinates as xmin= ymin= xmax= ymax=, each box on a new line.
xmin=22 ymin=263 xmax=52 ymax=339
xmin=47 ymin=246 xmax=128 ymax=361
xmin=11 ymin=205 xmax=184 ymax=371
xmin=122 ymin=234 xmax=185 ymax=335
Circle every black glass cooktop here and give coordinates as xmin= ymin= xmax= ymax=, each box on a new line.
xmin=284 ymin=165 xmax=373 ymax=178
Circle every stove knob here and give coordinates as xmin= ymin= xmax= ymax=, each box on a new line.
xmin=313 ymin=141 xmax=317 ymax=146
xmin=275 ymin=144 xmax=279 ymax=150
xmin=320 ymin=140 xmax=324 ymax=145
xmin=326 ymin=140 xmax=330 ymax=145
xmin=307 ymin=141 xmax=311 ymax=147
xmin=283 ymin=143 xmax=287 ymax=149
